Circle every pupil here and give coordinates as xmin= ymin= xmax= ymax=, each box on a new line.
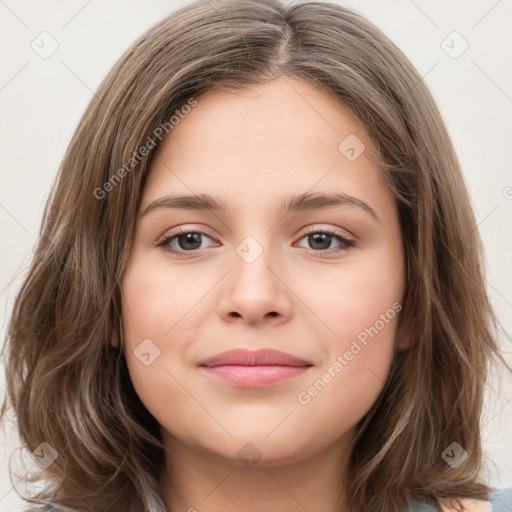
xmin=179 ymin=233 xmax=202 ymax=250
xmin=309 ymin=233 xmax=331 ymax=250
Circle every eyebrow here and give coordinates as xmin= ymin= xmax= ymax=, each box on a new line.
xmin=142 ymin=191 xmax=380 ymax=222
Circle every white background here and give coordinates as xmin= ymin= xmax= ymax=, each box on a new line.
xmin=1 ymin=0 xmax=511 ymax=510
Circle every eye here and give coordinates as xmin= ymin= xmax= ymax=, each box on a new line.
xmin=156 ymin=227 xmax=356 ymax=256
xmin=295 ymin=228 xmax=355 ymax=255
xmin=156 ymin=228 xmax=218 ymax=254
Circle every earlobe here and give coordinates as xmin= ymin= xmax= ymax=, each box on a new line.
xmin=395 ymin=315 xmax=413 ymax=351
xmin=111 ymin=325 xmax=120 ymax=349
xmin=397 ymin=330 xmax=412 ymax=351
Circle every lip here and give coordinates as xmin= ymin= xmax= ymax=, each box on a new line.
xmin=198 ymin=348 xmax=313 ymax=367
xmin=198 ymin=348 xmax=313 ymax=388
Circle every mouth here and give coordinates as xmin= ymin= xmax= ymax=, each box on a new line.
xmin=199 ymin=364 xmax=312 ymax=387
xmin=198 ymin=348 xmax=313 ymax=388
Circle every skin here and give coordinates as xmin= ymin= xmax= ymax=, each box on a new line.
xmin=120 ymin=76 xmax=408 ymax=512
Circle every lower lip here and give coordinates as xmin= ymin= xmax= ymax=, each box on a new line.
xmin=199 ymin=365 xmax=311 ymax=387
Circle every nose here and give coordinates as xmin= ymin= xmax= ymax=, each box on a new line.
xmin=216 ymin=243 xmax=293 ymax=327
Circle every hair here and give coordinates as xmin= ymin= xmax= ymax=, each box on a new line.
xmin=2 ymin=0 xmax=510 ymax=511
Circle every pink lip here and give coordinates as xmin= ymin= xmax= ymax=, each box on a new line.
xmin=198 ymin=348 xmax=313 ymax=388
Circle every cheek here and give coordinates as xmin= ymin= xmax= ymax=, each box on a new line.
xmin=120 ymin=253 xmax=219 ymax=427
xmin=293 ymin=249 xmax=402 ymax=409
xmin=121 ymin=254 xmax=205 ymax=344
xmin=300 ymin=247 xmax=403 ymax=349
xmin=121 ymin=257 xmax=181 ymax=403
xmin=295 ymin=297 xmax=400 ymax=441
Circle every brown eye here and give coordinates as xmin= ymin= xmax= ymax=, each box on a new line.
xmin=157 ymin=229 xmax=217 ymax=254
xmin=296 ymin=229 xmax=355 ymax=254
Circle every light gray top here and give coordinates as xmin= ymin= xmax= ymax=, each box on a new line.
xmin=408 ymin=487 xmax=512 ymax=511
xmin=25 ymin=486 xmax=512 ymax=511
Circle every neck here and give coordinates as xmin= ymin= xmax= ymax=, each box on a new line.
xmin=159 ymin=428 xmax=355 ymax=512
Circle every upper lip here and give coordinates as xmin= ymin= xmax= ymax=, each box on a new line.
xmin=198 ymin=348 xmax=313 ymax=367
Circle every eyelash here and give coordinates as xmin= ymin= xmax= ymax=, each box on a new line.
xmin=156 ymin=226 xmax=356 ymax=256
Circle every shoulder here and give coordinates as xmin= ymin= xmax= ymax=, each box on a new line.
xmin=442 ymin=487 xmax=512 ymax=512
xmin=410 ymin=487 xmax=512 ymax=512
xmin=439 ymin=487 xmax=512 ymax=512
xmin=438 ymin=497 xmax=491 ymax=512
xmin=487 ymin=486 xmax=512 ymax=511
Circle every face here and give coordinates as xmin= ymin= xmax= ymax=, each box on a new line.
xmin=121 ymin=77 xmax=405 ymax=468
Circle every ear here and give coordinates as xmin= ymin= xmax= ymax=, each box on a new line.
xmin=394 ymin=306 xmax=413 ymax=352
xmin=396 ymin=332 xmax=411 ymax=351
xmin=111 ymin=322 xmax=120 ymax=349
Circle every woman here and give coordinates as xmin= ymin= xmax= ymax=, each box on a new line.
xmin=2 ymin=0 xmax=511 ymax=510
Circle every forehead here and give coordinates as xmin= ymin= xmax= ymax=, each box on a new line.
xmin=142 ymin=77 xmax=390 ymax=216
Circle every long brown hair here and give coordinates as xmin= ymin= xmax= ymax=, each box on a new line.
xmin=2 ymin=0 xmax=510 ymax=510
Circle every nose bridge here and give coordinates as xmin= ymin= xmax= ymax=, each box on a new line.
xmin=232 ymin=233 xmax=280 ymax=299
xmin=217 ymin=232 xmax=293 ymax=324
